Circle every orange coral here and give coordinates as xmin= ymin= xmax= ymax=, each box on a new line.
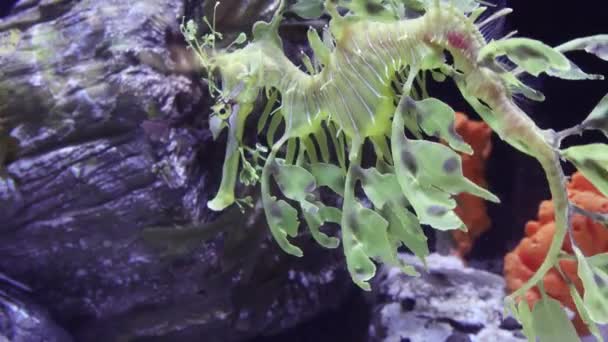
xmin=451 ymin=112 xmax=493 ymax=256
xmin=504 ymin=172 xmax=608 ymax=334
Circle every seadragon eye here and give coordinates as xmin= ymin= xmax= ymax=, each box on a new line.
xmin=211 ymin=101 xmax=232 ymax=119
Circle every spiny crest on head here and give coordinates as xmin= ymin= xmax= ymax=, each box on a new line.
xmin=252 ymin=0 xmax=285 ymax=47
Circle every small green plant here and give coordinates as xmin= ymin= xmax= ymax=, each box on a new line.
xmin=184 ymin=0 xmax=608 ymax=339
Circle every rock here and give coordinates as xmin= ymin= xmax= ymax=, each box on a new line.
xmin=368 ymin=254 xmax=525 ymax=342
xmin=0 ymin=0 xmax=350 ymax=340
xmin=0 ymin=273 xmax=73 ymax=342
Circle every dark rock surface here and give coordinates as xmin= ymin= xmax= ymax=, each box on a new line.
xmin=0 ymin=0 xmax=351 ymax=340
xmin=0 ymin=273 xmax=73 ymax=342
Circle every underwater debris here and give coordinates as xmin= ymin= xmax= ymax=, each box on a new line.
xmin=504 ymin=172 xmax=608 ymax=335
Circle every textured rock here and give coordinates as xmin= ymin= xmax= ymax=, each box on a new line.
xmin=369 ymin=254 xmax=525 ymax=342
xmin=0 ymin=273 xmax=73 ymax=342
xmin=0 ymin=0 xmax=350 ymax=340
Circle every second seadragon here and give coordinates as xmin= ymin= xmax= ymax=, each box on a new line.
xmin=184 ymin=0 xmax=608 ymax=339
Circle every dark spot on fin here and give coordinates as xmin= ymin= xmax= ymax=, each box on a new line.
xmin=270 ymin=201 xmax=283 ymax=218
xmin=583 ymin=158 xmax=608 ymax=180
xmin=513 ymin=45 xmax=548 ymax=61
xmin=346 ymin=213 xmax=358 ymax=233
xmin=268 ymin=160 xmax=280 ymax=175
xmin=427 ymin=205 xmax=448 ymax=217
xmin=304 ymin=181 xmax=316 ymax=193
xmin=401 ymin=149 xmax=418 ymax=175
xmin=443 ymin=157 xmax=459 ymax=173
xmin=404 ymin=96 xmax=417 ymax=111
xmin=365 ymin=1 xmax=385 ymax=14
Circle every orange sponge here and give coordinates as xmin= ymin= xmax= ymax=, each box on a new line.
xmin=451 ymin=112 xmax=493 ymax=257
xmin=504 ymin=172 xmax=608 ymax=334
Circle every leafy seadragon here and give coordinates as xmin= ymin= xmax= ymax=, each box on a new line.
xmin=184 ymin=0 xmax=608 ymax=339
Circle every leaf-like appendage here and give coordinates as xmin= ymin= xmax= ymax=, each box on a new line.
xmin=252 ymin=1 xmax=284 ymax=48
xmin=265 ymin=197 xmax=303 ymax=257
xmin=583 ymin=93 xmax=608 ymax=138
xmin=511 ymin=290 xmax=580 ymax=342
xmin=383 ymin=203 xmax=429 ymax=264
xmin=557 ymin=35 xmax=608 ymax=62
xmin=562 ymin=144 xmax=608 ymax=197
xmin=406 ymin=140 xmax=499 ymax=202
xmin=358 ymin=167 xmax=427 ymax=266
xmin=499 ymin=70 xmax=546 ymax=101
xmin=290 ymin=0 xmax=325 ymax=19
xmin=261 ymin=142 xmax=304 ymax=257
xmin=406 ymin=185 xmax=461 ymax=230
xmin=392 ymin=95 xmax=499 ymax=230
xmin=392 ymin=124 xmax=463 ymax=229
xmin=274 ymin=160 xmax=343 ymax=249
xmin=307 ymin=28 xmax=331 ymax=67
xmin=396 ymin=96 xmax=423 ymax=139
xmin=314 ymin=129 xmax=331 ymax=162
xmin=359 ymin=167 xmax=405 ymax=209
xmin=303 ymin=204 xmax=341 ymax=249
xmin=392 ymin=101 xmax=463 ymax=230
xmin=343 ymin=202 xmax=405 ymax=291
xmin=575 ymin=247 xmax=608 ymax=324
xmin=570 ymin=284 xmax=605 ymax=342
xmin=479 ymin=38 xmax=570 ymax=76
xmin=342 ymin=236 xmax=376 ymax=291
xmin=547 ymin=59 xmax=604 ymax=81
xmin=272 ymin=160 xmax=318 ymax=211
xmin=310 ymin=162 xmax=345 ymax=195
xmin=531 ymin=296 xmax=579 ymax=342
xmin=301 ymin=136 xmax=319 ymax=162
xmin=508 ymin=299 xmax=536 ymax=342
xmin=414 ymin=98 xmax=473 ymax=154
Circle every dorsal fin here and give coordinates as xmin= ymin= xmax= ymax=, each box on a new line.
xmin=252 ymin=0 xmax=285 ymax=48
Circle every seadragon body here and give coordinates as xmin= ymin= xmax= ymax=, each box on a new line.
xmin=186 ymin=1 xmax=608 ymax=338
